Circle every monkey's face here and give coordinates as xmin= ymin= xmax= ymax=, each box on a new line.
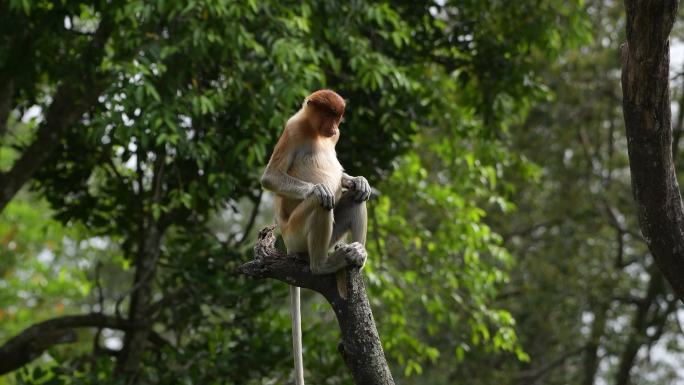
xmin=318 ymin=117 xmax=342 ymax=138
xmin=305 ymin=98 xmax=343 ymax=138
xmin=320 ymin=120 xmax=339 ymax=137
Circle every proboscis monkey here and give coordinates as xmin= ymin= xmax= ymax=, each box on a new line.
xmin=261 ymin=89 xmax=371 ymax=385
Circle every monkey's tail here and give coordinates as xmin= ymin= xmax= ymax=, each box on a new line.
xmin=290 ymin=285 xmax=305 ymax=385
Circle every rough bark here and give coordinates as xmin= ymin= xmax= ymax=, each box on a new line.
xmin=0 ymin=314 xmax=134 ymax=375
xmin=237 ymin=226 xmax=395 ymax=385
xmin=620 ymin=0 xmax=684 ymax=301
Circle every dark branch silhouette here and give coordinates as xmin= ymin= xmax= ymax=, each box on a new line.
xmin=0 ymin=314 xmax=134 ymax=375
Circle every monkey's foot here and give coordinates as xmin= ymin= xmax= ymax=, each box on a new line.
xmin=335 ymin=242 xmax=367 ymax=268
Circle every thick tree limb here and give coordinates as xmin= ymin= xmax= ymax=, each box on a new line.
xmin=0 ymin=314 xmax=133 ymax=375
xmin=620 ymin=0 xmax=684 ymax=301
xmin=237 ymin=226 xmax=395 ymax=385
xmin=0 ymin=16 xmax=113 ymax=212
xmin=0 ymin=82 xmax=106 ymax=211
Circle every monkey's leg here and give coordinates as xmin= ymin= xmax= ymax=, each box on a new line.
xmin=330 ymin=191 xmax=368 ymax=246
xmin=329 ymin=192 xmax=369 ymax=297
xmin=283 ymin=196 xmax=348 ymax=274
xmin=326 ymin=191 xmax=368 ymax=273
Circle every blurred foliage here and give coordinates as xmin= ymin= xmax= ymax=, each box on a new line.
xmin=4 ymin=1 xmax=682 ymax=385
xmin=0 ymin=197 xmax=94 ymax=337
xmin=449 ymin=1 xmax=684 ymax=385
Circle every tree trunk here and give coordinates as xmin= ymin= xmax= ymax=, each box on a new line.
xmin=614 ymin=266 xmax=663 ymax=385
xmin=115 ymin=223 xmax=162 ymax=378
xmin=620 ymin=0 xmax=684 ymax=302
xmin=582 ymin=301 xmax=608 ymax=385
xmin=238 ymin=226 xmax=395 ymax=385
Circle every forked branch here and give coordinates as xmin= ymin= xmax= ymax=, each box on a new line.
xmin=237 ymin=226 xmax=395 ymax=385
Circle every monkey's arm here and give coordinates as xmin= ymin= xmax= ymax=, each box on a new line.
xmin=262 ymin=165 xmax=336 ymax=209
xmin=341 ymin=173 xmax=371 ymax=202
xmin=261 ymin=163 xmax=314 ymax=200
xmin=260 ymin=130 xmax=315 ymax=199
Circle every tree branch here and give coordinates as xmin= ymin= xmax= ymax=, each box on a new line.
xmin=0 ymin=314 xmax=134 ymax=375
xmin=235 ymin=190 xmax=263 ymax=247
xmin=236 ymin=226 xmax=335 ymax=294
xmin=615 ymin=264 xmax=664 ymax=385
xmin=115 ymin=219 xmax=163 ymax=376
xmin=237 ymin=226 xmax=395 ymax=385
xmin=516 ymin=345 xmax=585 ymax=383
xmin=0 ymin=15 xmax=114 ymax=212
xmin=621 ymin=0 xmax=684 ymax=302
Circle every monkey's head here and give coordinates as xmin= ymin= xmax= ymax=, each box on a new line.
xmin=305 ymin=89 xmax=345 ymax=138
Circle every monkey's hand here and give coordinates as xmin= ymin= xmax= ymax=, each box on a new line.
xmin=308 ymin=183 xmax=335 ymax=210
xmin=335 ymin=242 xmax=367 ymax=268
xmin=345 ymin=176 xmax=371 ymax=202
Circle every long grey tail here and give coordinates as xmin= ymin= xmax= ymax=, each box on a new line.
xmin=290 ymin=285 xmax=305 ymax=385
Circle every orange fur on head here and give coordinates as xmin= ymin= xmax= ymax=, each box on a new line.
xmin=306 ymin=89 xmax=345 ymax=119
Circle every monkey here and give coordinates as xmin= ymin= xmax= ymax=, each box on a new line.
xmin=260 ymin=89 xmax=371 ymax=385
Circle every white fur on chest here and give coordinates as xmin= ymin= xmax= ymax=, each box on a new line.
xmin=289 ymin=146 xmax=343 ymax=192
